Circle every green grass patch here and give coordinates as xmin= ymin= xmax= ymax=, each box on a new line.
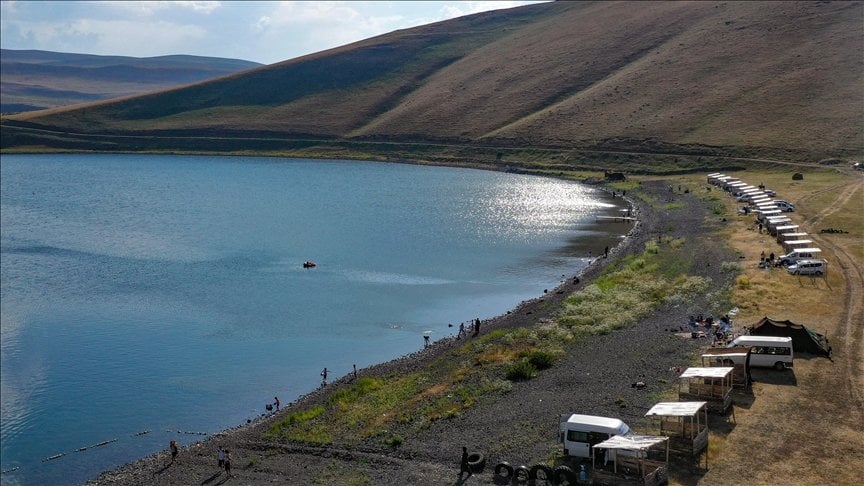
xmin=560 ymin=237 xmax=709 ymax=334
xmin=506 ymin=359 xmax=538 ymax=381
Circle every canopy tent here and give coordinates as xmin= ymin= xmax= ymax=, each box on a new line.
xmin=750 ymin=317 xmax=830 ymax=357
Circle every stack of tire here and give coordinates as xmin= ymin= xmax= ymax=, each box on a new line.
xmin=493 ymin=461 xmax=579 ymax=485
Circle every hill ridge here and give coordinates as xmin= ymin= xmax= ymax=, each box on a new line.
xmin=2 ymin=1 xmax=861 ymax=160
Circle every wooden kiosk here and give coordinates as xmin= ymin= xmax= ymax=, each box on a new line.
xmin=591 ymin=435 xmax=669 ymax=486
xmin=677 ymin=367 xmax=734 ymax=415
xmin=645 ymin=401 xmax=709 ymax=461
xmin=701 ymin=347 xmax=751 ymax=388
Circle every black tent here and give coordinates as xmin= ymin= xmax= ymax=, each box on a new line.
xmin=750 ymin=316 xmax=830 ymax=357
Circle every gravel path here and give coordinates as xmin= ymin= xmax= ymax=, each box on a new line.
xmin=90 ymin=179 xmax=737 ymax=485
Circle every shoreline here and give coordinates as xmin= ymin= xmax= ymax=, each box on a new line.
xmin=88 ymin=184 xmax=653 ymax=485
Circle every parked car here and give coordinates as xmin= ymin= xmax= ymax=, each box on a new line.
xmin=763 ymin=189 xmax=777 ymax=196
xmin=787 ymin=259 xmax=827 ymax=276
xmin=775 ymin=200 xmax=795 ymax=212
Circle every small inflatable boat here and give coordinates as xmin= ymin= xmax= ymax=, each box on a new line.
xmin=303 ymin=261 xmax=317 ymax=268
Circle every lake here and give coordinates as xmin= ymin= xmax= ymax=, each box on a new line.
xmin=0 ymin=154 xmax=630 ymax=485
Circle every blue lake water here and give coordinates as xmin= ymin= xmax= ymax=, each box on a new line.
xmin=0 ymin=154 xmax=629 ymax=485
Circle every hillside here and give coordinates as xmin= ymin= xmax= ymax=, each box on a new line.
xmin=0 ymin=49 xmax=261 ymax=113
xmin=2 ymin=1 xmax=861 ymax=163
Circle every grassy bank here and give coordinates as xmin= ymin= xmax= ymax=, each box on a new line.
xmin=264 ymin=212 xmax=714 ymax=449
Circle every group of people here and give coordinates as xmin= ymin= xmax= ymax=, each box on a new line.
xmin=217 ymin=447 xmax=233 ymax=477
xmin=758 ymin=250 xmax=779 ymax=268
xmin=688 ymin=313 xmax=736 ymax=345
xmin=456 ymin=318 xmax=482 ymax=338
xmin=168 ymin=441 xmax=232 ymax=477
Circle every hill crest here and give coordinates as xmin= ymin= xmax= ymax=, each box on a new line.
xmin=2 ymin=1 xmax=861 ymax=161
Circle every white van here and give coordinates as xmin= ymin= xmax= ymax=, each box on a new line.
xmin=787 ymin=259 xmax=827 ymax=276
xmin=727 ymin=336 xmax=793 ymax=370
xmin=779 ymin=248 xmax=822 ymax=266
xmin=559 ymin=414 xmax=631 ymax=459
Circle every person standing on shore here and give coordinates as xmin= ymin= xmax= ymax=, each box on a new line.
xmin=274 ymin=396 xmax=280 ymax=411
xmin=217 ymin=447 xmax=225 ymax=469
xmin=353 ymin=364 xmax=358 ymax=381
xmin=604 ymin=246 xmax=609 ymax=258
xmin=321 ymin=367 xmax=328 ymax=386
xmin=224 ymin=449 xmax=233 ymax=478
xmin=169 ymin=440 xmax=178 ymax=463
xmin=458 ymin=322 xmax=465 ymax=338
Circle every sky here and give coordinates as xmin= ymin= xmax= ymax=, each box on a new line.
xmin=0 ymin=1 xmax=548 ymax=65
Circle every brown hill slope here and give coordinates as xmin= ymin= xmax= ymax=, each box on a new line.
xmin=2 ymin=1 xmax=861 ymax=160
xmin=0 ymin=50 xmax=261 ymax=113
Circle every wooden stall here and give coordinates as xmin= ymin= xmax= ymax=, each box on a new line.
xmin=677 ymin=367 xmax=734 ymax=415
xmin=701 ymin=348 xmax=751 ymax=388
xmin=591 ymin=435 xmax=669 ymax=486
xmin=783 ymin=239 xmax=813 ymax=252
xmin=773 ymin=225 xmax=800 ymax=239
xmin=778 ymin=231 xmax=808 ymax=244
xmin=645 ymin=401 xmax=709 ymax=464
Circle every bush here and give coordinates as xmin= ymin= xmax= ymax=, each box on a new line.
xmin=526 ymin=350 xmax=556 ymax=370
xmin=506 ymin=360 xmax=537 ymax=381
xmin=382 ymin=435 xmax=403 ymax=447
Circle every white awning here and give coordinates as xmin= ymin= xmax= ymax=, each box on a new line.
xmin=775 ymin=225 xmax=799 ymax=232
xmin=593 ymin=435 xmax=669 ymax=451
xmin=645 ymin=401 xmax=707 ymax=417
xmin=679 ymin=367 xmax=734 ymax=379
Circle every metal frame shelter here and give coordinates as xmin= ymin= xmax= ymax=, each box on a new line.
xmin=591 ymin=435 xmax=670 ymax=486
xmin=677 ymin=367 xmax=735 ymax=417
xmin=645 ymin=401 xmax=709 ymax=467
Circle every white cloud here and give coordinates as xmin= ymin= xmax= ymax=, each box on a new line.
xmin=101 ymin=1 xmax=222 ymax=17
xmin=253 ymin=1 xmax=410 ymax=58
xmin=8 ymin=18 xmax=209 ymax=57
xmin=1 ymin=1 xmax=550 ymax=64
xmin=438 ymin=1 xmax=537 ymax=19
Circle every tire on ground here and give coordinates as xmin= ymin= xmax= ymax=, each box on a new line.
xmin=554 ymin=465 xmax=578 ymax=485
xmin=513 ymin=465 xmax=530 ymax=482
xmin=467 ymin=452 xmax=486 ymax=473
xmin=529 ymin=463 xmax=554 ymax=483
xmin=494 ymin=461 xmax=513 ymax=480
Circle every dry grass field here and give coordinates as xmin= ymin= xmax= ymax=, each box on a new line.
xmin=676 ymin=169 xmax=863 ymax=485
